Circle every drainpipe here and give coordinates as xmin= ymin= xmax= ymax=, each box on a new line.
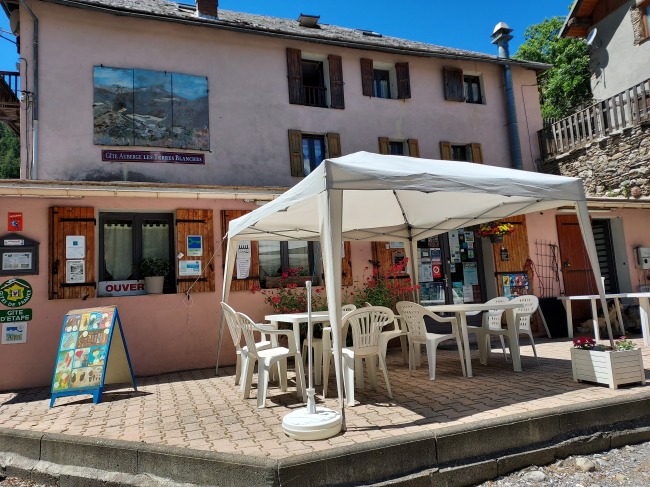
xmin=491 ymin=22 xmax=523 ymax=171
xmin=19 ymin=0 xmax=38 ymax=179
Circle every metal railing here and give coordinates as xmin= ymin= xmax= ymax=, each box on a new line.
xmin=304 ymin=85 xmax=327 ymax=107
xmin=538 ymin=77 xmax=650 ymax=159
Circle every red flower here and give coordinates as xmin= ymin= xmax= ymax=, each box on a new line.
xmin=271 ymin=296 xmax=280 ymax=303
xmin=282 ymin=272 xmax=288 ymax=278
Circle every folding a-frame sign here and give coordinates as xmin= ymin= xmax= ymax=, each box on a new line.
xmin=50 ymin=305 xmax=136 ymax=407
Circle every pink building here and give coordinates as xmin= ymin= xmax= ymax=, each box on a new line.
xmin=1 ymin=0 xmax=648 ymax=391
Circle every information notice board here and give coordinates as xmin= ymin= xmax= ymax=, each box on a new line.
xmin=50 ymin=306 xmax=136 ymax=407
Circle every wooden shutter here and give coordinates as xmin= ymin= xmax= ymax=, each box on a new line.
xmin=49 ymin=207 xmax=96 ymax=300
xmin=220 ymin=210 xmax=260 ymax=291
xmin=286 ymin=48 xmax=304 ymax=105
xmin=407 ymin=139 xmax=420 ymax=158
xmin=471 ymin=143 xmax=483 ymax=164
xmin=328 ymin=55 xmax=345 ymax=109
xmin=342 ymin=241 xmax=352 ymax=286
xmin=327 ymin=132 xmax=342 ymax=158
xmin=176 ymin=209 xmax=215 ymax=294
xmin=395 ymin=62 xmax=411 ymax=99
xmin=378 ymin=137 xmax=390 ymax=155
xmin=443 ymin=67 xmax=465 ymax=102
xmin=288 ymin=130 xmax=305 ymax=177
xmin=440 ymin=141 xmax=453 ymax=160
xmin=360 ymin=58 xmax=374 ymax=96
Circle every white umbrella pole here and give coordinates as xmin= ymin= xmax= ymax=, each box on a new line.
xmin=306 ymin=281 xmax=316 ymax=414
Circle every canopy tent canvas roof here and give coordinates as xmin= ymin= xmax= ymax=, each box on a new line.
xmin=220 ymin=152 xmax=611 ymax=425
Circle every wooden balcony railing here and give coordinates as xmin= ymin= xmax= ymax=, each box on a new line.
xmin=538 ymin=77 xmax=650 ymax=159
xmin=0 ymin=71 xmax=20 ymax=135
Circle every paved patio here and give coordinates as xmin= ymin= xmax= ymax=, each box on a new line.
xmin=1 ymin=337 xmax=650 ymax=485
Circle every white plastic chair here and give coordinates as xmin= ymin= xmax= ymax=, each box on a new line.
xmin=509 ymin=295 xmax=540 ymax=364
xmin=237 ymin=312 xmax=307 ymax=408
xmin=340 ymin=306 xmax=394 ymax=406
xmin=465 ymin=297 xmax=510 ymax=364
xmin=321 ymin=304 xmax=356 ymax=397
xmin=396 ymin=301 xmax=466 ymax=380
xmin=220 ymin=302 xmax=274 ymax=389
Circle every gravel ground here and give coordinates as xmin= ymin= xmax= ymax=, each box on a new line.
xmin=478 ymin=440 xmax=650 ymax=487
xmin=1 ymin=441 xmax=650 ymax=486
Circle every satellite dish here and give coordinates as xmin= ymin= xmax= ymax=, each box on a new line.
xmin=586 ymin=28 xmax=598 ymax=47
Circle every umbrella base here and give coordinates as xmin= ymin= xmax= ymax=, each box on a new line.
xmin=282 ymin=407 xmax=342 ymax=440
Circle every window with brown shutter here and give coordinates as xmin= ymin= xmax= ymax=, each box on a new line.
xmin=440 ymin=141 xmax=482 ymax=162
xmin=378 ymin=137 xmax=390 ymax=155
xmin=328 ymin=55 xmax=345 ymax=109
xmin=407 ymin=139 xmax=420 ymax=158
xmin=360 ymin=58 xmax=374 ymax=96
xmin=286 ymin=48 xmax=305 ymax=105
xmin=288 ymin=129 xmax=305 ymax=177
xmin=176 ymin=209 xmax=215 ymax=293
xmin=220 ymin=210 xmax=260 ymax=291
xmin=327 ymin=132 xmax=342 ymax=158
xmin=49 ymin=207 xmax=96 ymax=300
xmin=443 ymin=67 xmax=465 ymax=102
xmin=395 ymin=62 xmax=411 ymax=99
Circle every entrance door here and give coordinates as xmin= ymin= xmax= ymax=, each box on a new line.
xmin=556 ymin=215 xmax=596 ymax=321
xmin=417 ymin=228 xmax=485 ymax=306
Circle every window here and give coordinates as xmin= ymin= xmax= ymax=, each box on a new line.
xmin=444 ymin=67 xmax=484 ymax=104
xmin=373 ymin=69 xmax=392 ymax=99
xmin=286 ymin=48 xmax=345 ymax=109
xmin=361 ymin=58 xmax=411 ymax=99
xmin=50 ymin=207 xmax=214 ymax=299
xmin=464 ymin=75 xmax=483 ymax=104
xmin=259 ymin=241 xmax=318 ymax=287
xmin=99 ymin=213 xmax=175 ymax=293
xmin=642 ymin=1 xmax=650 ymax=39
xmin=302 ymin=135 xmax=326 ymax=174
xmin=288 ymin=130 xmax=341 ymax=177
xmin=378 ymin=137 xmax=420 ymax=157
xmin=439 ymin=142 xmax=483 ymax=163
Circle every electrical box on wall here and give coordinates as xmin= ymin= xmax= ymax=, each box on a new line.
xmin=634 ymin=247 xmax=650 ymax=270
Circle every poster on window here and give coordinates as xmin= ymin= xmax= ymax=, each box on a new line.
xmin=236 ymin=241 xmax=251 ymax=279
xmin=50 ymin=306 xmax=137 ymax=407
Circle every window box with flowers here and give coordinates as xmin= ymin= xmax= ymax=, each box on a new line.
xmin=476 ymin=221 xmax=515 ymax=243
xmin=571 ymin=337 xmax=646 ymax=389
xmin=264 ymin=267 xmax=312 ymax=289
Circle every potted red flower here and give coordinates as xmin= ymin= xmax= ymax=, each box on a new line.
xmin=476 ymin=221 xmax=515 ymax=243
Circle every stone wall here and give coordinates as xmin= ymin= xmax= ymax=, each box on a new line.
xmin=538 ymin=122 xmax=650 ymax=198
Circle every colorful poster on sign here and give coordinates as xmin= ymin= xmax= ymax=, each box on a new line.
xmin=187 ymin=235 xmax=203 ymax=257
xmin=7 ymin=213 xmax=23 ymax=232
xmin=2 ymin=322 xmax=27 ymax=344
xmin=50 ymin=306 xmax=137 ymax=407
xmin=0 ymin=278 xmax=33 ymax=307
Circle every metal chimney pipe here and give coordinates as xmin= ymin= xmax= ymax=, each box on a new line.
xmin=492 ymin=22 xmax=523 ymax=171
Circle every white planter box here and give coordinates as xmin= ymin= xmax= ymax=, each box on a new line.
xmin=571 ymin=348 xmax=646 ymax=389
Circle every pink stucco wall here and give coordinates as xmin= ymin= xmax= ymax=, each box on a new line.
xmin=20 ymin=2 xmax=543 ymax=185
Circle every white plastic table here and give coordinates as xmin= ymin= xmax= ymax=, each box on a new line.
xmin=557 ymin=292 xmax=650 ymax=345
xmin=425 ymin=302 xmax=524 ymax=377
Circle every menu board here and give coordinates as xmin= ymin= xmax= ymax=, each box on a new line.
xmin=50 ymin=306 xmax=136 ymax=407
xmin=500 ymin=273 xmax=530 ymax=298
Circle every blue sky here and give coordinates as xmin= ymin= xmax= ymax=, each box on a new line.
xmin=0 ymin=1 xmax=573 ymax=72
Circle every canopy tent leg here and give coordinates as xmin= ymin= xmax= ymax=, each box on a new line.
xmin=217 ymin=236 xmax=238 ymax=376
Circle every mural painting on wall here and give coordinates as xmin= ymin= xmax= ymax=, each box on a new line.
xmin=93 ymin=67 xmax=209 ymax=150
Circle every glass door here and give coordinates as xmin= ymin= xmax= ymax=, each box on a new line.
xmin=418 ymin=228 xmax=485 ymax=306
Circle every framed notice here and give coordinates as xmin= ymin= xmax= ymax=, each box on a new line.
xmin=50 ymin=306 xmax=137 ymax=407
xmin=2 ymin=322 xmax=27 ymax=344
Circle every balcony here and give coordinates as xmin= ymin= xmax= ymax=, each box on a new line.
xmin=304 ymin=85 xmax=327 ymax=108
xmin=538 ymin=77 xmax=650 ymax=160
xmin=0 ymin=71 xmax=20 ymax=135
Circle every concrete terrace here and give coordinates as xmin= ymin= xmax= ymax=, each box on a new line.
xmin=1 ymin=338 xmax=650 ymax=486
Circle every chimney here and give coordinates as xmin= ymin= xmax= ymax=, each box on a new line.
xmin=196 ymin=1 xmax=218 ymax=19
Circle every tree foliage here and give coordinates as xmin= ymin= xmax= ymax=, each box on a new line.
xmin=514 ymin=16 xmax=592 ymax=120
xmin=0 ymin=123 xmax=20 ymax=179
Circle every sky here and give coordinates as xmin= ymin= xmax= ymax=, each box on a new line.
xmin=0 ymin=0 xmax=573 ymax=72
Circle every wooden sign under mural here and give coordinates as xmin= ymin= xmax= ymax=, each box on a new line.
xmin=102 ymin=150 xmax=205 ymax=164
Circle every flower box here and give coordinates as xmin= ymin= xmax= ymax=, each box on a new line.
xmin=570 ymin=347 xmax=646 ymax=389
xmin=265 ymin=276 xmax=311 ymax=288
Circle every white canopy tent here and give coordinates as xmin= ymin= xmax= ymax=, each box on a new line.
xmin=220 ymin=152 xmax=612 ymax=427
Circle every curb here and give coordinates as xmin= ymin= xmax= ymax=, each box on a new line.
xmin=1 ymin=395 xmax=650 ymax=486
